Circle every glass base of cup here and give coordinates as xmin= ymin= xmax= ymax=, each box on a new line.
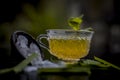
xmin=63 ymin=59 xmax=80 ymax=64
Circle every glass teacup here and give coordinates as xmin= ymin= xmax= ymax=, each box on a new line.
xmin=37 ymin=29 xmax=94 ymax=63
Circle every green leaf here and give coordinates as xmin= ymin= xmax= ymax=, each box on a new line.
xmin=38 ymin=67 xmax=91 ymax=75
xmin=0 ymin=53 xmax=39 ymax=74
xmin=85 ymin=27 xmax=94 ymax=31
xmin=67 ymin=67 xmax=91 ymax=74
xmin=81 ymin=59 xmax=110 ymax=68
xmin=0 ymin=68 xmax=13 ymax=74
xmin=68 ymin=15 xmax=83 ymax=30
xmin=94 ymin=56 xmax=120 ymax=70
xmin=13 ymin=53 xmax=38 ymax=73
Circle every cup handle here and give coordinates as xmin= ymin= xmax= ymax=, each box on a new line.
xmin=36 ymin=34 xmax=49 ymax=50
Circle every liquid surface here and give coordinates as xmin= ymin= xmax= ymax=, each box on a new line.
xmin=49 ymin=38 xmax=90 ymax=61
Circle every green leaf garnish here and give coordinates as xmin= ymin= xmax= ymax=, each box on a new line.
xmin=85 ymin=27 xmax=94 ymax=31
xmin=94 ymin=56 xmax=120 ymax=70
xmin=68 ymin=15 xmax=83 ymax=30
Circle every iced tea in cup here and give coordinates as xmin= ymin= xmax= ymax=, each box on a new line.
xmin=37 ymin=29 xmax=94 ymax=63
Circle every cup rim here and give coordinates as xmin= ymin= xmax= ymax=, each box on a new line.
xmin=46 ymin=29 xmax=94 ymax=33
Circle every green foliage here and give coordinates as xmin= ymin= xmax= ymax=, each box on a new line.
xmin=94 ymin=56 xmax=120 ymax=70
xmin=22 ymin=4 xmax=59 ymax=35
xmin=68 ymin=15 xmax=83 ymax=30
xmin=38 ymin=67 xmax=91 ymax=75
xmin=0 ymin=68 xmax=13 ymax=74
xmin=80 ymin=59 xmax=110 ymax=68
xmin=85 ymin=27 xmax=94 ymax=31
xmin=0 ymin=55 xmax=120 ymax=75
xmin=0 ymin=53 xmax=38 ymax=74
xmin=13 ymin=53 xmax=38 ymax=73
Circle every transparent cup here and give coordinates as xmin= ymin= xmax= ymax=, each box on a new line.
xmin=37 ymin=29 xmax=94 ymax=63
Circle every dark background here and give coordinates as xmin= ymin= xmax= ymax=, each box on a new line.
xmin=0 ymin=0 xmax=120 ymax=68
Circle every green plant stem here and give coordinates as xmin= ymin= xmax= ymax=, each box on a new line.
xmin=94 ymin=56 xmax=120 ymax=70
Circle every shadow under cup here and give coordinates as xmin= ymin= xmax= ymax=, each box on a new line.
xmin=37 ymin=29 xmax=94 ymax=62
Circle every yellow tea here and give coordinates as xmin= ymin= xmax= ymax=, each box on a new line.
xmin=49 ymin=38 xmax=90 ymax=61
